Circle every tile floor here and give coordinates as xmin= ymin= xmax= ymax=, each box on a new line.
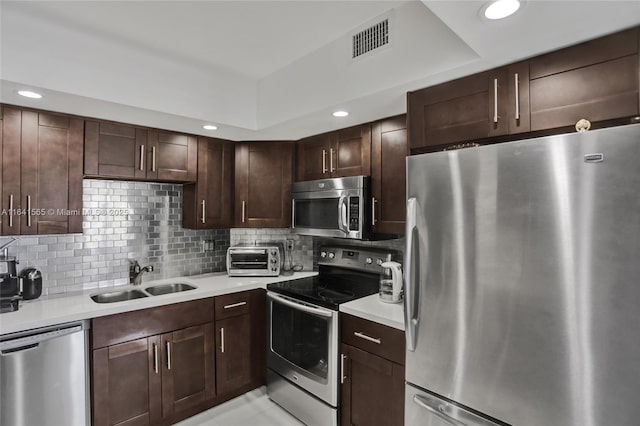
xmin=176 ymin=387 xmax=305 ymax=426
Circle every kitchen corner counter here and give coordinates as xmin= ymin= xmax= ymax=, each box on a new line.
xmin=340 ymin=294 xmax=405 ymax=331
xmin=0 ymin=271 xmax=317 ymax=335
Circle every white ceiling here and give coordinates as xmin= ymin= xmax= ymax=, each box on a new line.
xmin=1 ymin=1 xmax=639 ymax=141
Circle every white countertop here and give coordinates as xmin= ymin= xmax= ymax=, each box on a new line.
xmin=340 ymin=294 xmax=405 ymax=331
xmin=0 ymin=271 xmax=317 ymax=335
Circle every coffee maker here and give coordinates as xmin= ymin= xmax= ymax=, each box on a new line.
xmin=0 ymin=238 xmax=42 ymax=313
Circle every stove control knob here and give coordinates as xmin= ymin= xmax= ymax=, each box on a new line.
xmin=365 ymin=257 xmax=373 ymax=265
xmin=376 ymin=258 xmax=384 ymax=266
xmin=328 ymin=252 xmax=335 ymax=259
xmin=320 ymin=251 xmax=327 ymax=258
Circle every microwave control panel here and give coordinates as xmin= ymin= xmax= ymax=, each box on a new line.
xmin=348 ymin=197 xmax=360 ymax=231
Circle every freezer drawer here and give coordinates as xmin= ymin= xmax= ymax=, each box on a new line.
xmin=405 ymin=383 xmax=504 ymax=426
xmin=1 ymin=320 xmax=90 ymax=426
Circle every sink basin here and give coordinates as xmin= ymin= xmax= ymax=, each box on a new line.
xmin=91 ymin=289 xmax=148 ymax=303
xmin=145 ymin=283 xmax=196 ymax=296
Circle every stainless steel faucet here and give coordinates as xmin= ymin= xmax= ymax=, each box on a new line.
xmin=130 ymin=260 xmax=154 ymax=285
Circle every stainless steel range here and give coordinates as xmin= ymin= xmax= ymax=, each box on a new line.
xmin=266 ymin=245 xmax=398 ymax=426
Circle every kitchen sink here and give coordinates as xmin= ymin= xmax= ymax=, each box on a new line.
xmin=91 ymin=289 xmax=148 ymax=303
xmin=144 ymin=283 xmax=196 ymax=296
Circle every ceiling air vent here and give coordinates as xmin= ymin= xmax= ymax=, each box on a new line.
xmin=352 ymin=19 xmax=389 ymax=58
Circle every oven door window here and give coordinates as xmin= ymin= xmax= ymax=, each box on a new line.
xmin=229 ymin=251 xmax=268 ymax=269
xmin=294 ymin=198 xmax=339 ymax=229
xmin=271 ymin=300 xmax=330 ymax=380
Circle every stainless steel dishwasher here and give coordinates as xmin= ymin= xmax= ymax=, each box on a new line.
xmin=0 ymin=320 xmax=90 ymax=426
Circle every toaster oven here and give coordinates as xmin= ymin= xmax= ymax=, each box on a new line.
xmin=227 ymin=246 xmax=281 ymax=277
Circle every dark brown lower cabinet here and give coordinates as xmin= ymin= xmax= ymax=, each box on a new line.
xmin=92 ymin=336 xmax=162 ymax=426
xmin=161 ymin=324 xmax=215 ymax=418
xmin=215 ymin=314 xmax=252 ymax=395
xmin=340 ymin=343 xmax=405 ymax=426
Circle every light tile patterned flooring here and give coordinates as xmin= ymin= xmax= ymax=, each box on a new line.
xmin=176 ymin=387 xmax=305 ymax=426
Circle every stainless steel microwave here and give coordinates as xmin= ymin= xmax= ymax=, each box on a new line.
xmin=291 ymin=176 xmax=370 ymax=239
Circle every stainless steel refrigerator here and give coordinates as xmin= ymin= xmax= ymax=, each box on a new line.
xmin=404 ymin=124 xmax=640 ymax=426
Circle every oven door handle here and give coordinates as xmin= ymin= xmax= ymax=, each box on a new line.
xmin=267 ymin=293 xmax=334 ymax=318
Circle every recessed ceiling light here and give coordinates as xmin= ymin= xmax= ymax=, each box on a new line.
xmin=483 ymin=0 xmax=520 ymax=20
xmin=203 ymin=124 xmax=218 ymax=130
xmin=18 ymin=90 xmax=42 ymax=99
xmin=333 ymin=111 xmax=349 ymax=117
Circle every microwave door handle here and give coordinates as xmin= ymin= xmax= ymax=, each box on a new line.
xmin=338 ymin=195 xmax=348 ymax=234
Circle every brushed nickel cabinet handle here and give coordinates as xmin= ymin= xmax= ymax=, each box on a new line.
xmin=151 ymin=146 xmax=156 ymax=172
xmin=241 ymin=201 xmax=246 ymax=223
xmin=26 ymin=196 xmax=31 ymax=227
xmin=224 ymin=301 xmax=247 ymax=309
xmin=515 ymin=73 xmax=520 ymax=121
xmin=341 ymin=353 xmax=347 ymax=384
xmin=220 ymin=327 xmax=225 ymax=353
xmin=166 ymin=341 xmax=171 ymax=370
xmin=153 ymin=343 xmax=158 ymax=374
xmin=201 ymin=200 xmax=206 ymax=224
xmin=354 ymin=331 xmax=381 ymax=344
xmin=139 ymin=145 xmax=145 ymax=171
xmin=330 ymin=148 xmax=335 ymax=172
xmin=372 ymin=197 xmax=377 ymax=225
xmin=322 ymin=149 xmax=328 ymax=173
xmin=493 ymin=78 xmax=498 ymax=124
xmin=8 ymin=194 xmax=13 ymax=227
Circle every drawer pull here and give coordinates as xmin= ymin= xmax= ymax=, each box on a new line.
xmin=354 ymin=331 xmax=381 ymax=344
xmin=224 ymin=301 xmax=247 ymax=309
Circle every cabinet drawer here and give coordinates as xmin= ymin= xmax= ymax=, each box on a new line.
xmin=341 ymin=313 xmax=405 ymax=365
xmin=215 ymin=291 xmax=251 ymax=320
xmin=92 ymin=298 xmax=214 ymax=349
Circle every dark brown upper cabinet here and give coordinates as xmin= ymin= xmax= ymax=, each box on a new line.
xmin=183 ymin=137 xmax=234 ymax=229
xmin=529 ymin=28 xmax=639 ymax=131
xmin=296 ymin=124 xmax=371 ymax=181
xmin=85 ymin=120 xmax=196 ymax=183
xmin=408 ymin=27 xmax=639 ymax=151
xmin=1 ymin=106 xmax=83 ymax=235
xmin=371 ymin=115 xmax=407 ymax=235
xmin=407 ymin=67 xmax=511 ymax=150
xmin=234 ymin=141 xmax=294 ymax=228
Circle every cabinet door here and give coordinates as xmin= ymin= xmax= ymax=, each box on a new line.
xmin=2 ymin=106 xmax=22 ymax=235
xmin=183 ymin=137 xmax=234 ymax=229
xmin=340 ymin=343 xmax=404 ymax=426
xmin=529 ymin=28 xmax=639 ymax=131
xmin=407 ymin=69 xmax=508 ymax=150
xmin=215 ymin=314 xmax=252 ymax=395
xmin=20 ymin=110 xmax=83 ymax=235
xmin=161 ymin=323 xmax=215 ymax=419
xmin=147 ymin=130 xmax=197 ymax=182
xmin=296 ymin=133 xmax=331 ymax=181
xmin=371 ymin=115 xmax=407 ymax=235
xmin=331 ymin=125 xmax=371 ymax=177
xmin=234 ymin=142 xmax=294 ymax=228
xmin=92 ymin=336 xmax=162 ymax=426
xmin=84 ymin=120 xmax=147 ymax=179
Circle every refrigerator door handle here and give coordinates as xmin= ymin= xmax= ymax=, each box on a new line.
xmin=405 ymin=197 xmax=421 ymax=351
xmin=413 ymin=395 xmax=467 ymax=426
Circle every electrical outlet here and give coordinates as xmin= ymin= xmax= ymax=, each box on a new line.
xmin=202 ymin=239 xmax=215 ymax=253
xmin=285 ymin=239 xmax=294 ymax=250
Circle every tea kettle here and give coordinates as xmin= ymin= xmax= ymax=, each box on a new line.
xmin=379 ymin=261 xmax=403 ymax=304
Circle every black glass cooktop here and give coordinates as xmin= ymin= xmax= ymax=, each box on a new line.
xmin=267 ymin=268 xmax=379 ymax=310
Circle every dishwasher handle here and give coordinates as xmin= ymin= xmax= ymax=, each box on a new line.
xmin=0 ymin=321 xmax=88 ymax=353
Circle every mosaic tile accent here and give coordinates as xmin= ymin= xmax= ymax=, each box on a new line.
xmin=5 ymin=180 xmax=230 ymax=296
